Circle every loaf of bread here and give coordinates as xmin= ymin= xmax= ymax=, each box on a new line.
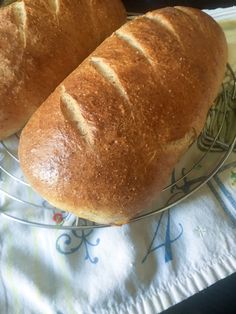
xmin=0 ymin=0 xmax=126 ymax=139
xmin=19 ymin=7 xmax=227 ymax=225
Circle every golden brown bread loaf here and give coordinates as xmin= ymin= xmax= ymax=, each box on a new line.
xmin=0 ymin=0 xmax=126 ymax=139
xmin=19 ymin=7 xmax=228 ymax=225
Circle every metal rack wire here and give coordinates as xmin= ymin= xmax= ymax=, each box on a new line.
xmin=0 ymin=64 xmax=235 ymax=230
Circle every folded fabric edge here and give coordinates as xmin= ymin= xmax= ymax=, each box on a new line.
xmin=205 ymin=6 xmax=236 ymax=20
xmin=94 ymin=252 xmax=236 ymax=314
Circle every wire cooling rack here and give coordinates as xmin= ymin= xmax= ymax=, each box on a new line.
xmin=0 ymin=64 xmax=236 ymax=230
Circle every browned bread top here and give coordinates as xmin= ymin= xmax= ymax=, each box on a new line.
xmin=19 ymin=7 xmax=228 ymax=225
xmin=0 ymin=0 xmax=126 ymax=139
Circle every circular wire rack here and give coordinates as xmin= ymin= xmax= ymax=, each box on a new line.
xmin=0 ymin=64 xmax=236 ymax=230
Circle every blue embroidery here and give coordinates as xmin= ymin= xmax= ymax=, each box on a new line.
xmin=142 ymin=166 xmax=207 ymax=264
xmin=56 ymin=222 xmax=100 ymax=264
xmin=213 ymin=175 xmax=236 ymax=208
xmin=142 ymin=210 xmax=183 ymax=264
xmin=207 ymin=181 xmax=229 ymax=212
xmin=207 ymin=160 xmax=236 ymax=224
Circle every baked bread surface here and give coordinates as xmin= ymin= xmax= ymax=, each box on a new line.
xmin=19 ymin=7 xmax=228 ymax=225
xmin=0 ymin=0 xmax=126 ymax=139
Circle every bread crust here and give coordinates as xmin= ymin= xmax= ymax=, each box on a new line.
xmin=19 ymin=7 xmax=228 ymax=225
xmin=0 ymin=0 xmax=126 ymax=139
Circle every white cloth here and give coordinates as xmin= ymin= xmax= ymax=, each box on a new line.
xmin=0 ymin=7 xmax=236 ymax=314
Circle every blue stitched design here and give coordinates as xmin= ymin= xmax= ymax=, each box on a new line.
xmin=142 ymin=210 xmax=183 ymax=264
xmin=56 ymin=221 xmax=100 ymax=264
xmin=207 ymin=160 xmax=236 ymax=224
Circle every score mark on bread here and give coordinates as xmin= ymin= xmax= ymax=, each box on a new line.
xmin=115 ymin=30 xmax=153 ymax=66
xmin=90 ymin=57 xmax=134 ymax=119
xmin=90 ymin=57 xmax=129 ymax=102
xmin=13 ymin=1 xmax=27 ymax=48
xmin=174 ymin=6 xmax=202 ymax=29
xmin=48 ymin=0 xmax=60 ymax=15
xmin=146 ymin=12 xmax=182 ymax=46
xmin=60 ymin=86 xmax=96 ymax=146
